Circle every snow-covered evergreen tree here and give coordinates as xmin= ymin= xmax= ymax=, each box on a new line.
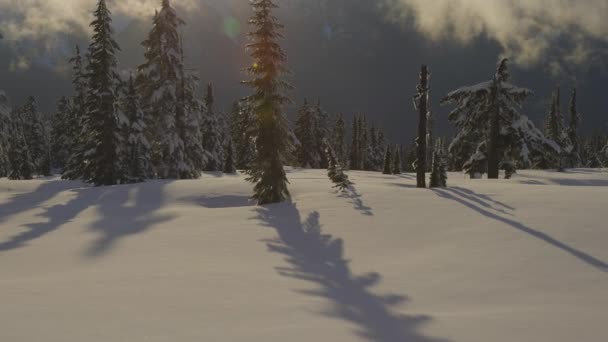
xmin=426 ymin=110 xmax=434 ymax=172
xmin=294 ymin=99 xmax=317 ymax=168
xmin=382 ymin=145 xmax=392 ymax=175
xmin=8 ymin=111 xmax=34 ymax=180
xmin=544 ymin=86 xmax=568 ymax=171
xmin=375 ymin=129 xmax=388 ymax=171
xmin=121 ymin=75 xmax=150 ymax=183
xmin=313 ymin=100 xmax=330 ymax=169
xmin=19 ymin=96 xmax=50 ymax=176
xmin=325 ymin=140 xmax=351 ymax=191
xmin=62 ymin=45 xmax=88 ymax=180
xmin=0 ymin=91 xmax=11 ymax=177
xmin=80 ymin=0 xmax=124 ymax=186
xmin=332 ymin=113 xmax=346 ymax=165
xmin=223 ymin=139 xmax=236 ymax=174
xmin=50 ymin=96 xmax=71 ymax=170
xmin=430 ymin=139 xmax=447 ymax=188
xmin=201 ymin=83 xmax=224 ymax=171
xmin=243 ymin=0 xmax=293 ymax=205
xmin=441 ymin=59 xmax=535 ymax=178
xmin=414 ymin=65 xmax=429 ymax=188
xmin=566 ymin=88 xmax=581 ymax=168
xmin=349 ymin=116 xmax=359 ymax=170
xmin=393 ymin=145 xmax=401 ymax=175
xmin=230 ymin=98 xmax=257 ymax=170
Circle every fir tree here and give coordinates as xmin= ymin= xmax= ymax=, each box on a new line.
xmin=349 ymin=116 xmax=359 ymax=170
xmin=566 ymin=88 xmax=581 ymax=168
xmin=8 ymin=113 xmax=34 ymax=180
xmin=121 ymin=75 xmax=150 ymax=183
xmin=313 ymin=100 xmax=330 ymax=169
xmin=426 ymin=110 xmax=434 ymax=172
xmin=50 ymin=96 xmax=71 ymax=170
xmin=223 ymin=139 xmax=236 ymax=174
xmin=63 ymin=45 xmax=88 ymax=180
xmin=294 ymin=99 xmax=316 ymax=168
xmin=230 ymin=98 xmax=257 ymax=170
xmin=441 ymin=59 xmax=535 ymax=179
xmin=81 ymin=0 xmax=123 ymax=185
xmin=382 ymin=144 xmax=392 ymax=175
xmin=544 ymin=86 xmax=568 ymax=171
xmin=325 ymin=140 xmax=351 ymax=191
xmin=392 ymin=145 xmax=401 ymax=175
xmin=0 ymin=91 xmax=12 ymax=177
xmin=201 ymin=83 xmax=224 ymax=171
xmin=360 ymin=116 xmax=369 ymax=170
xmin=332 ymin=113 xmax=346 ymax=165
xmin=243 ymin=0 xmax=293 ymax=205
xmin=430 ymin=139 xmax=447 ymax=188
xmin=20 ymin=96 xmax=50 ymax=176
xmin=414 ymin=65 xmax=429 ymax=188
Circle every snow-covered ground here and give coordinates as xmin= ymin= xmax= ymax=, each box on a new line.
xmin=1 ymin=169 xmax=607 ymax=342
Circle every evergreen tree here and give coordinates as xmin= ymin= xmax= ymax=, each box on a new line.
xmin=426 ymin=110 xmax=434 ymax=171
xmin=50 ymin=96 xmax=71 ymax=170
xmin=80 ymin=0 xmax=124 ymax=185
xmin=566 ymin=88 xmax=581 ymax=168
xmin=430 ymin=139 xmax=448 ymax=188
xmin=392 ymin=145 xmax=402 ymax=174
xmin=201 ymin=83 xmax=224 ymax=171
xmin=359 ymin=116 xmax=369 ymax=170
xmin=414 ymin=65 xmax=429 ymax=188
xmin=230 ymin=98 xmax=257 ymax=170
xmin=376 ymin=130 xmax=388 ymax=171
xmin=332 ymin=113 xmax=346 ymax=165
xmin=294 ymin=99 xmax=316 ymax=168
xmin=382 ymin=144 xmax=392 ymax=175
xmin=63 ymin=45 xmax=88 ymax=180
xmin=223 ymin=139 xmax=236 ymax=174
xmin=441 ymin=59 xmax=536 ymax=178
xmin=0 ymin=91 xmax=12 ymax=177
xmin=243 ymin=0 xmax=293 ymax=205
xmin=121 ymin=75 xmax=150 ymax=183
xmin=8 ymin=112 xmax=34 ymax=180
xmin=20 ymin=96 xmax=50 ymax=176
xmin=349 ymin=116 xmax=359 ymax=170
xmin=325 ymin=141 xmax=351 ymax=191
xmin=544 ymin=86 xmax=568 ymax=171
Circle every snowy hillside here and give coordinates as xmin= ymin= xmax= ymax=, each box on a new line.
xmin=1 ymin=169 xmax=607 ymax=342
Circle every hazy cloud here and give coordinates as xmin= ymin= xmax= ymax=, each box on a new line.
xmin=381 ymin=0 xmax=608 ymax=72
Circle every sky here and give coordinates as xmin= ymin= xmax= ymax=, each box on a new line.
xmin=0 ymin=0 xmax=607 ymax=143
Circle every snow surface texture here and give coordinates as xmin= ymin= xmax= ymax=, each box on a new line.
xmin=1 ymin=169 xmax=607 ymax=342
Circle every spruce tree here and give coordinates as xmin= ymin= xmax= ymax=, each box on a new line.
xmin=414 ymin=65 xmax=429 ymax=188
xmin=8 ymin=113 xmax=34 ymax=180
xmin=349 ymin=116 xmax=359 ymax=170
xmin=325 ymin=140 xmax=351 ymax=191
xmin=544 ymin=86 xmax=568 ymax=171
xmin=294 ymin=99 xmax=316 ymax=168
xmin=63 ymin=45 xmax=88 ymax=180
xmin=201 ymin=83 xmax=224 ymax=171
xmin=50 ymin=96 xmax=71 ymax=170
xmin=313 ymin=100 xmax=330 ymax=169
xmin=382 ymin=145 xmax=392 ymax=175
xmin=230 ymin=98 xmax=257 ymax=170
xmin=20 ymin=96 xmax=50 ymax=176
xmin=81 ymin=0 xmax=123 ymax=186
xmin=430 ymin=139 xmax=447 ymax=188
xmin=426 ymin=110 xmax=434 ymax=172
xmin=243 ymin=0 xmax=293 ymax=205
xmin=121 ymin=75 xmax=150 ymax=183
xmin=332 ymin=113 xmax=346 ymax=165
xmin=393 ymin=145 xmax=402 ymax=175
xmin=360 ymin=116 xmax=369 ymax=170
xmin=566 ymin=88 xmax=581 ymax=168
xmin=441 ymin=59 xmax=535 ymax=178
xmin=223 ymin=140 xmax=236 ymax=174
xmin=0 ymin=91 xmax=12 ymax=177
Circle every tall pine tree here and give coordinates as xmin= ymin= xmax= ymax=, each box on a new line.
xmin=566 ymin=88 xmax=581 ymax=168
xmin=243 ymin=0 xmax=293 ymax=205
xmin=121 ymin=75 xmax=151 ymax=183
xmin=414 ymin=65 xmax=429 ymax=188
xmin=332 ymin=113 xmax=346 ymax=165
xmin=201 ymin=83 xmax=224 ymax=171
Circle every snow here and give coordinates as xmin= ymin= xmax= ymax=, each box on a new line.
xmin=1 ymin=169 xmax=607 ymax=342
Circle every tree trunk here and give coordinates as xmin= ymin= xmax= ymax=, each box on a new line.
xmin=487 ymin=79 xmax=500 ymax=179
xmin=416 ymin=65 xmax=428 ymax=188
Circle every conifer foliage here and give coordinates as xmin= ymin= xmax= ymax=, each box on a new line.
xmin=383 ymin=145 xmax=392 ymax=175
xmin=430 ymin=139 xmax=448 ymax=188
xmin=243 ymin=0 xmax=293 ymax=205
xmin=325 ymin=141 xmax=351 ymax=191
xmin=121 ymin=75 xmax=150 ymax=183
xmin=414 ymin=65 xmax=429 ymax=188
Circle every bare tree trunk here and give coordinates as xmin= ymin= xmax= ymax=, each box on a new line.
xmin=416 ymin=65 xmax=428 ymax=188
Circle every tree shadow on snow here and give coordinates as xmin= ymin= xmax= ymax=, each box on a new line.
xmin=433 ymin=187 xmax=608 ymax=272
xmin=180 ymin=194 xmax=254 ymax=208
xmin=0 ymin=180 xmax=83 ymax=226
xmin=340 ymin=184 xmax=374 ymax=216
xmin=85 ymin=181 xmax=176 ymax=258
xmin=254 ymin=203 xmax=448 ymax=342
xmin=0 ymin=187 xmax=100 ymax=252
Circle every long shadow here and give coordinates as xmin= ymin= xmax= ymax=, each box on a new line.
xmin=85 ymin=181 xmax=176 ymax=258
xmin=0 ymin=187 xmax=100 ymax=252
xmin=255 ymin=203 xmax=447 ymax=342
xmin=0 ymin=180 xmax=82 ymax=225
xmin=433 ymin=188 xmax=608 ymax=272
xmin=340 ymin=184 xmax=374 ymax=216
xmin=180 ymin=194 xmax=253 ymax=208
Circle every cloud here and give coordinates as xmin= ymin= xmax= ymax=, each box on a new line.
xmin=381 ymin=0 xmax=608 ymax=71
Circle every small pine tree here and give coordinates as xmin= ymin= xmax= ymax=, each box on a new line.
xmin=325 ymin=141 xmax=351 ymax=191
xmin=223 ymin=140 xmax=236 ymax=174
xmin=392 ymin=145 xmax=401 ymax=174
xmin=414 ymin=65 xmax=429 ymax=188
xmin=50 ymin=96 xmax=71 ymax=170
xmin=332 ymin=113 xmax=346 ymax=165
xmin=383 ymin=145 xmax=392 ymax=175
xmin=566 ymin=88 xmax=581 ymax=168
xmin=8 ymin=116 xmax=34 ymax=180
xmin=430 ymin=139 xmax=447 ymax=188
xmin=349 ymin=116 xmax=359 ymax=170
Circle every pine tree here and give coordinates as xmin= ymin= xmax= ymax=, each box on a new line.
xmin=20 ymin=96 xmax=50 ymax=176
xmin=50 ymin=96 xmax=71 ymax=170
xmin=430 ymin=139 xmax=447 ymax=188
xmin=392 ymin=145 xmax=402 ymax=174
xmin=441 ymin=59 xmax=535 ymax=179
xmin=426 ymin=110 xmax=434 ymax=171
xmin=8 ymin=112 xmax=34 ymax=180
xmin=243 ymin=0 xmax=293 ymax=205
xmin=325 ymin=140 xmax=351 ymax=191
xmin=332 ymin=113 xmax=346 ymax=165
xmin=201 ymin=83 xmax=224 ymax=171
xmin=414 ymin=65 xmax=429 ymax=188
xmin=313 ymin=100 xmax=330 ymax=169
xmin=382 ymin=144 xmax=392 ymax=175
xmin=544 ymin=86 xmax=568 ymax=171
xmin=294 ymin=99 xmax=316 ymax=168
xmin=223 ymin=139 xmax=236 ymax=174
xmin=0 ymin=91 xmax=12 ymax=177
xmin=230 ymin=98 xmax=257 ymax=170
xmin=349 ymin=116 xmax=359 ymax=170
xmin=63 ymin=45 xmax=88 ymax=180
xmin=121 ymin=75 xmax=151 ymax=183
xmin=359 ymin=116 xmax=369 ymax=170
xmin=566 ymin=88 xmax=581 ymax=168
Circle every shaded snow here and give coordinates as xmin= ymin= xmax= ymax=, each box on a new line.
xmin=1 ymin=169 xmax=607 ymax=342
